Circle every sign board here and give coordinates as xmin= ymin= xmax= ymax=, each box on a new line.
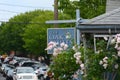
xmin=47 ymin=28 xmax=75 ymax=54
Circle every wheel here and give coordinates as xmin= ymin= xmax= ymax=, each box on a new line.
xmin=3 ymin=73 xmax=6 ymax=77
xmin=6 ymin=76 xmax=13 ymax=80
xmin=6 ymin=76 xmax=9 ymax=80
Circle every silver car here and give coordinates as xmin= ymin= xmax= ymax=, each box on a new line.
xmin=13 ymin=67 xmax=38 ymax=80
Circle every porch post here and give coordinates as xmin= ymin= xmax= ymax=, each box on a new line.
xmin=76 ymin=9 xmax=81 ymax=45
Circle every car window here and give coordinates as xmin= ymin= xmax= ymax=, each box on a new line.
xmin=22 ymin=62 xmax=39 ymax=67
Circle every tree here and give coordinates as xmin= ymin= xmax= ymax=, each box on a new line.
xmin=0 ymin=9 xmax=73 ymax=56
xmin=58 ymin=0 xmax=106 ymax=19
xmin=22 ymin=10 xmax=53 ymax=56
xmin=22 ymin=10 xmax=73 ymax=56
xmin=0 ymin=10 xmax=49 ymax=54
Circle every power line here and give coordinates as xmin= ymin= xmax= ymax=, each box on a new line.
xmin=0 ymin=2 xmax=53 ymax=9
xmin=0 ymin=9 xmax=20 ymax=13
xmin=0 ymin=20 xmax=47 ymax=24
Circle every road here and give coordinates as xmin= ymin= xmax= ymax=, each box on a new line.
xmin=0 ymin=73 xmax=6 ymax=80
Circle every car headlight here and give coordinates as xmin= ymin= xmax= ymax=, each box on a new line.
xmin=17 ymin=75 xmax=22 ymax=79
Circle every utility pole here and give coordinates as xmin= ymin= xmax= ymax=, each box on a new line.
xmin=54 ymin=0 xmax=58 ymax=27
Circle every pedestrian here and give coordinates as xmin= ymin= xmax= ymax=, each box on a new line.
xmin=45 ymin=71 xmax=54 ymax=80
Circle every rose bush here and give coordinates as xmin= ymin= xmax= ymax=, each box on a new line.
xmin=85 ymin=34 xmax=120 ymax=80
xmin=45 ymin=34 xmax=120 ymax=80
xmin=45 ymin=41 xmax=80 ymax=80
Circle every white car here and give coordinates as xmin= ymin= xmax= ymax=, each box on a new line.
xmin=13 ymin=67 xmax=38 ymax=80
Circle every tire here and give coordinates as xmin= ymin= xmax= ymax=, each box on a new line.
xmin=6 ymin=76 xmax=9 ymax=80
xmin=3 ymin=73 xmax=6 ymax=77
xmin=6 ymin=76 xmax=13 ymax=80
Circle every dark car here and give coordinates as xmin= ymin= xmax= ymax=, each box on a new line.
xmin=6 ymin=64 xmax=15 ymax=80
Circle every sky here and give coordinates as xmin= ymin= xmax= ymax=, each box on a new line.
xmin=0 ymin=0 xmax=54 ymax=22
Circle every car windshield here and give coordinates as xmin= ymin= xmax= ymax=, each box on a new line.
xmin=22 ymin=62 xmax=39 ymax=67
xmin=17 ymin=68 xmax=34 ymax=73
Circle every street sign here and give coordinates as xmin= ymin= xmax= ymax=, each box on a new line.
xmin=47 ymin=28 xmax=75 ymax=54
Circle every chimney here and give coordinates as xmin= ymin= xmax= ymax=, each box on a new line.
xmin=106 ymin=0 xmax=120 ymax=12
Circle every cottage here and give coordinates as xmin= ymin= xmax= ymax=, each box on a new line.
xmin=77 ymin=0 xmax=120 ymax=52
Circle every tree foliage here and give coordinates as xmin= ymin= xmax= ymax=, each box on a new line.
xmin=0 ymin=9 xmax=73 ymax=56
xmin=0 ymin=10 xmax=53 ymax=54
xmin=22 ymin=10 xmax=54 ymax=56
xmin=58 ymin=0 xmax=106 ymax=19
xmin=22 ymin=10 xmax=73 ymax=56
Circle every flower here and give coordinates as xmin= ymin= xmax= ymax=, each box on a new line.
xmin=114 ymin=64 xmax=119 ymax=69
xmin=74 ymin=52 xmax=81 ymax=58
xmin=45 ymin=41 xmax=58 ymax=50
xmin=103 ymin=36 xmax=108 ymax=41
xmin=76 ymin=57 xmax=80 ymax=61
xmin=103 ymin=63 xmax=108 ymax=69
xmin=99 ymin=56 xmax=109 ymax=70
xmin=110 ymin=38 xmax=116 ymax=44
xmin=103 ymin=59 xmax=108 ymax=63
xmin=80 ymin=63 xmax=85 ymax=70
xmin=116 ymin=37 xmax=120 ymax=43
xmin=72 ymin=46 xmax=76 ymax=51
xmin=53 ymin=52 xmax=59 ymax=57
xmin=117 ymin=51 xmax=120 ymax=57
xmin=64 ymin=44 xmax=68 ymax=50
xmin=60 ymin=42 xmax=65 ymax=47
xmin=45 ymin=45 xmax=53 ymax=50
xmin=48 ymin=41 xmax=58 ymax=47
xmin=78 ymin=60 xmax=82 ymax=64
xmin=103 ymin=56 xmax=108 ymax=60
xmin=99 ymin=60 xmax=103 ymax=65
xmin=74 ymin=54 xmax=77 ymax=58
xmin=115 ymin=44 xmax=118 ymax=49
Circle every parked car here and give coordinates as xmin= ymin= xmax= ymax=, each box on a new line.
xmin=2 ymin=64 xmax=15 ymax=77
xmin=0 ymin=59 xmax=2 ymax=73
xmin=34 ymin=63 xmax=49 ymax=79
xmin=1 ymin=64 xmax=10 ymax=77
xmin=13 ymin=67 xmax=38 ymax=80
xmin=6 ymin=65 xmax=15 ymax=80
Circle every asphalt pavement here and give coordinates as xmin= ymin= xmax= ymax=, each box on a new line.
xmin=0 ymin=73 xmax=6 ymax=80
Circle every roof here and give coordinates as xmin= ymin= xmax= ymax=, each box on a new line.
xmin=106 ymin=0 xmax=120 ymax=12
xmin=81 ymin=7 xmax=120 ymax=25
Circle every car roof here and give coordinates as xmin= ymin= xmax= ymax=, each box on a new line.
xmin=22 ymin=61 xmax=40 ymax=63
